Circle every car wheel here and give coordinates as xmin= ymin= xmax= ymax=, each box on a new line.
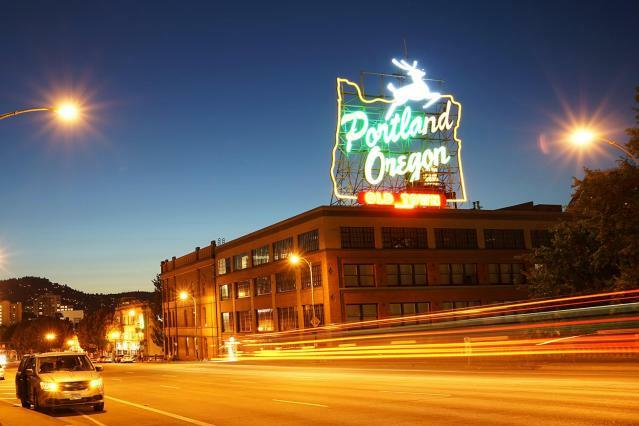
xmin=21 ymin=399 xmax=30 ymax=408
xmin=94 ymin=403 xmax=104 ymax=412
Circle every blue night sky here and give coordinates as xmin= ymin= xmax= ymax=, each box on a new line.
xmin=1 ymin=1 xmax=637 ymax=292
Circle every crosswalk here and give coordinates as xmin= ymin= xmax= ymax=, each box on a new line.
xmin=0 ymin=380 xmax=19 ymax=406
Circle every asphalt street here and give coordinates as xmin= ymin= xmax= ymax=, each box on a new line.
xmin=0 ymin=361 xmax=637 ymax=425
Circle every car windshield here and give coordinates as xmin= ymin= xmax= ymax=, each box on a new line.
xmin=38 ymin=355 xmax=93 ymax=373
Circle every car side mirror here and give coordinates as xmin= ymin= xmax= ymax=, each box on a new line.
xmin=95 ymin=365 xmax=103 ymax=372
xmin=24 ymin=368 xmax=34 ymax=376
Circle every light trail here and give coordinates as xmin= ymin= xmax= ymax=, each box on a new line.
xmin=214 ymin=289 xmax=639 ymax=363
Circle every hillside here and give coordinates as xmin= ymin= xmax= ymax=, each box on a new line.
xmin=0 ymin=276 xmax=153 ymax=314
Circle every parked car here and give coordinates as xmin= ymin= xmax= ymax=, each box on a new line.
xmin=120 ymin=355 xmax=136 ymax=363
xmin=0 ymin=364 xmax=4 ymax=380
xmin=98 ymin=356 xmax=113 ymax=363
xmin=15 ymin=352 xmax=104 ymax=412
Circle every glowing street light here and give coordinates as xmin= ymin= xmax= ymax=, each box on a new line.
xmin=0 ymin=101 xmax=81 ymax=123
xmin=45 ymin=332 xmax=56 ymax=342
xmin=568 ymin=127 xmax=638 ymax=165
xmin=178 ymin=291 xmax=200 ymax=360
xmin=289 ymin=254 xmax=320 ymax=328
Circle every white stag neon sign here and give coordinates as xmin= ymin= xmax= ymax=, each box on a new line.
xmin=385 ymin=58 xmax=441 ymax=120
xmin=330 ymin=57 xmax=467 ymax=205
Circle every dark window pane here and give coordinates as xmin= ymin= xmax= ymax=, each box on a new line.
xmin=255 ymin=276 xmax=272 ymax=296
xmin=298 ymin=229 xmax=319 ymax=253
xmin=382 ymin=227 xmax=428 ymax=249
xmin=273 ymin=238 xmax=293 ymax=261
xmin=484 ymin=229 xmax=525 ymax=249
xmin=435 ymin=229 xmax=478 ymax=249
xmin=341 ymin=227 xmax=375 ymax=249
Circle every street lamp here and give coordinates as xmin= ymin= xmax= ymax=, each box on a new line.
xmin=179 ymin=291 xmax=199 ymax=360
xmin=289 ymin=254 xmax=320 ymax=328
xmin=568 ymin=127 xmax=638 ymax=165
xmin=0 ymin=102 xmax=81 ymax=123
xmin=44 ymin=332 xmax=56 ymax=351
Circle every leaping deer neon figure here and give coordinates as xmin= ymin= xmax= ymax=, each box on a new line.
xmin=385 ymin=58 xmax=441 ymax=120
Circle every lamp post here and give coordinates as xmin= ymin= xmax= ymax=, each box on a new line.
xmin=179 ymin=291 xmax=199 ymax=360
xmin=569 ymin=128 xmax=638 ymax=165
xmin=289 ymin=254 xmax=320 ymax=328
xmin=0 ymin=103 xmax=80 ymax=123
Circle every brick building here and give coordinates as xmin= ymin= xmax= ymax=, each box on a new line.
xmin=160 ymin=202 xmax=562 ymax=360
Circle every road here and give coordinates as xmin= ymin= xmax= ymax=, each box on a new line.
xmin=0 ymin=361 xmax=638 ymax=425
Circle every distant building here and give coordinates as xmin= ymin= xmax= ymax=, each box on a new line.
xmin=32 ymin=293 xmax=62 ymax=318
xmin=107 ymin=298 xmax=162 ymax=358
xmin=61 ymin=309 xmax=84 ymax=326
xmin=0 ymin=301 xmax=22 ymax=326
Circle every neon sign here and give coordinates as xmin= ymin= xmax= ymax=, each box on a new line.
xmin=358 ymin=191 xmax=445 ymax=209
xmin=330 ymin=57 xmax=467 ymax=206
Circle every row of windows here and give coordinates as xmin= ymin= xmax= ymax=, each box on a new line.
xmin=345 ymin=301 xmax=481 ymax=322
xmin=341 ymin=227 xmax=548 ymax=250
xmin=219 ymin=266 xmax=322 ymax=300
xmin=344 ymin=263 xmax=526 ymax=287
xmin=218 ymin=230 xmax=319 ymax=275
xmin=221 ymin=304 xmax=325 ymax=333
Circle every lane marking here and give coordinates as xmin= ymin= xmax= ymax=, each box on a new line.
xmin=536 ymin=335 xmax=584 ymax=346
xmin=379 ymin=390 xmax=450 ymax=397
xmin=161 ymin=374 xmax=178 ymax=378
xmin=159 ymin=385 xmax=179 ymax=389
xmin=390 ymin=340 xmax=416 ymax=345
xmin=1 ymin=392 xmax=15 ymax=395
xmin=230 ymin=380 xmax=256 ymax=384
xmin=272 ymin=399 xmax=328 ymax=408
xmin=105 ymin=396 xmax=215 ymax=426
xmin=109 ymin=378 xmax=122 ymax=381
xmin=74 ymin=411 xmax=108 ymax=426
xmin=0 ymin=397 xmax=17 ymax=400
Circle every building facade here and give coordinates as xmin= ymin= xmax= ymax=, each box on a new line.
xmin=107 ymin=298 xmax=163 ymax=358
xmin=32 ymin=293 xmax=62 ymax=318
xmin=160 ymin=203 xmax=562 ymax=360
xmin=0 ymin=301 xmax=22 ymax=326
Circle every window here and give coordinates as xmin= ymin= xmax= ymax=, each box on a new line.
xmin=435 ymin=228 xmax=478 ymax=249
xmin=233 ymin=253 xmax=249 ymax=270
xmin=221 ymin=312 xmax=233 ymax=332
xmin=345 ymin=304 xmax=378 ymax=323
xmin=235 ymin=281 xmax=250 ymax=298
xmin=441 ymin=301 xmax=481 ymax=310
xmin=277 ymin=306 xmax=298 ymax=331
xmin=252 ymin=245 xmax=270 ymax=266
xmin=217 ymin=257 xmax=231 ymax=275
xmin=385 ymin=264 xmax=427 ymax=286
xmin=340 ymin=227 xmax=375 ymax=249
xmin=220 ymin=284 xmax=231 ymax=300
xmin=256 ymin=308 xmax=274 ymax=332
xmin=389 ymin=302 xmax=431 ymax=324
xmin=382 ymin=227 xmax=427 ymax=249
xmin=301 ymin=263 xmax=322 ymax=289
xmin=303 ymin=304 xmax=324 ymax=327
xmin=255 ymin=276 xmax=272 ymax=296
xmin=438 ymin=264 xmax=478 ymax=285
xmin=531 ymin=230 xmax=552 ymax=248
xmin=237 ymin=311 xmax=252 ymax=332
xmin=276 ymin=270 xmax=296 ymax=293
xmin=298 ymin=229 xmax=319 ymax=253
xmin=488 ymin=263 xmax=525 ymax=284
xmin=484 ymin=229 xmax=525 ymax=249
xmin=343 ymin=264 xmax=375 ymax=287
xmin=273 ymin=237 xmax=293 ymax=261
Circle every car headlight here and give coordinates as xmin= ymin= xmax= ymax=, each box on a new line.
xmin=40 ymin=381 xmax=59 ymax=392
xmin=89 ymin=378 xmax=103 ymax=389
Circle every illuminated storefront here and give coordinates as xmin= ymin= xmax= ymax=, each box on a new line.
xmin=108 ymin=299 xmax=161 ymax=358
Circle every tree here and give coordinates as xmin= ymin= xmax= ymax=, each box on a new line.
xmin=526 ymin=87 xmax=639 ymax=297
xmin=150 ymin=274 xmax=165 ymax=348
xmin=76 ymin=308 xmax=112 ymax=354
xmin=8 ymin=318 xmax=74 ymax=354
